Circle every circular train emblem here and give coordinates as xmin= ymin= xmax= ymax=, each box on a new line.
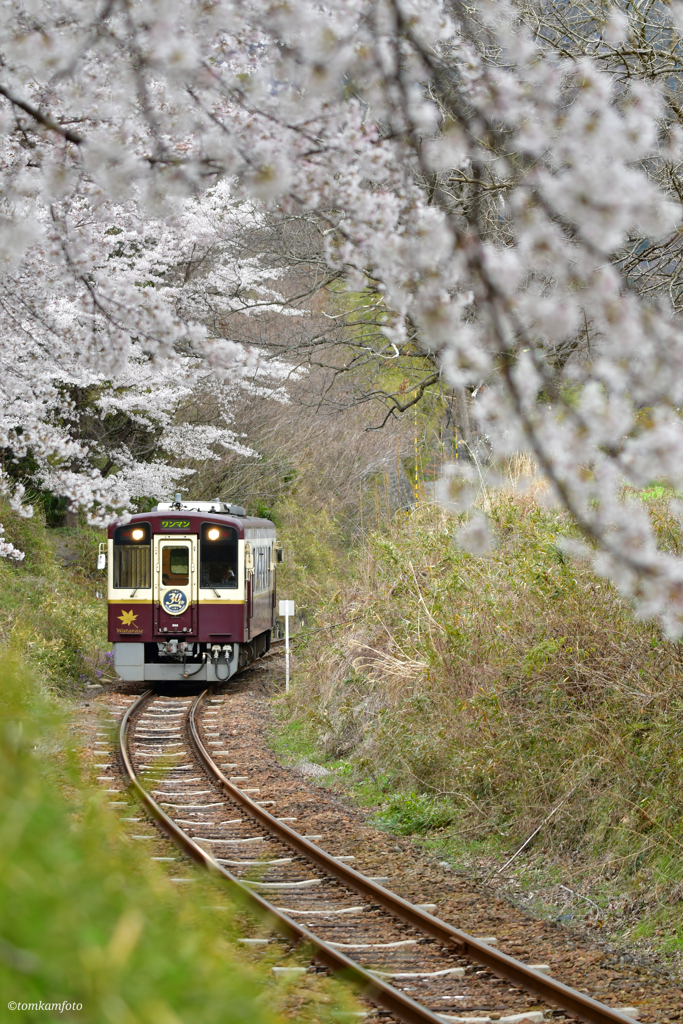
xmin=162 ymin=589 xmax=188 ymax=615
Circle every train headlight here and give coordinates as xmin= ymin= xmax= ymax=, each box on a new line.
xmin=207 ymin=528 xmax=220 ymax=540
xmin=131 ymin=528 xmax=144 ymax=540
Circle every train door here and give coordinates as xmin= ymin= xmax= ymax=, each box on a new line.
xmin=153 ymin=535 xmax=198 ymax=636
xmin=244 ymin=541 xmax=253 ymax=639
xmin=249 ymin=542 xmax=274 ymax=636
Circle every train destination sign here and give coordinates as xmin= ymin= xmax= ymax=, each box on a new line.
xmin=160 ymin=519 xmax=191 ymax=530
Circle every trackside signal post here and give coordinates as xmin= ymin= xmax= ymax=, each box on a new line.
xmin=279 ymin=599 xmax=295 ymax=692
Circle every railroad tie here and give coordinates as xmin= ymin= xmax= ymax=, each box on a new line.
xmin=113 ymin=688 xmax=654 ymax=1024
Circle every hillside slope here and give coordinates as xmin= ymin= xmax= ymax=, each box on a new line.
xmin=279 ymin=492 xmax=683 ymax=968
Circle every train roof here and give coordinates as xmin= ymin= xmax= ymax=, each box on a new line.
xmin=108 ymin=506 xmax=276 ymax=538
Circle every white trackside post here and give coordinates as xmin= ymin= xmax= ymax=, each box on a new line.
xmin=279 ymin=600 xmax=295 ymax=693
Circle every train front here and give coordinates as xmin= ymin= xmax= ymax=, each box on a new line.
xmin=106 ymin=502 xmax=277 ymax=683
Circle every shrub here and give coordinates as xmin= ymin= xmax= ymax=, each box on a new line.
xmin=281 ymin=492 xmax=683 ymax=931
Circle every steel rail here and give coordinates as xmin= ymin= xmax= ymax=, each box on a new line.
xmin=188 ymin=689 xmax=641 ymax=1024
xmin=118 ymin=689 xmax=448 ymax=1024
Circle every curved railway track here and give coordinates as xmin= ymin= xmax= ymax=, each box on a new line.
xmin=109 ymin=687 xmax=645 ymax=1024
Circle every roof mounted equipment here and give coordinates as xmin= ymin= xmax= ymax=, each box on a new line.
xmin=152 ymin=500 xmax=247 ymax=516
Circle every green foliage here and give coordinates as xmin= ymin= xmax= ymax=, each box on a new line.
xmin=638 ymin=484 xmax=671 ymax=502
xmin=0 ymin=661 xmax=363 ymax=1022
xmin=275 ymin=496 xmax=349 ymax=619
xmin=635 ymin=483 xmax=683 ymax=503
xmin=523 ymin=637 xmax=565 ymax=675
xmin=0 ymin=501 xmax=57 ymax=575
xmin=252 ymin=500 xmax=278 ymax=523
xmin=374 ymin=792 xmax=457 ymax=835
xmin=268 ymin=718 xmax=321 ymax=764
xmin=0 ymin=662 xmax=280 ymax=1024
xmin=0 ymin=500 xmax=107 ymax=693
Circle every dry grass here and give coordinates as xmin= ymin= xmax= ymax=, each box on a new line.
xmin=282 ymin=488 xmax=683 ymax=943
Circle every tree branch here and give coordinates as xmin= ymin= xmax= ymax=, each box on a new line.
xmin=0 ymin=85 xmax=83 ymax=144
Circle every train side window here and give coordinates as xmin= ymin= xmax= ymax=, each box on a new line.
xmin=162 ymin=545 xmax=189 ymax=586
xmin=255 ymin=547 xmax=262 ymax=592
xmin=113 ymin=523 xmax=151 ymax=589
xmin=200 ymin=524 xmax=238 ymax=589
xmin=253 ymin=545 xmax=272 ymax=593
xmin=242 ymin=541 xmax=275 ymax=593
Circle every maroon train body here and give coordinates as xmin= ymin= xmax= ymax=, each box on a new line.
xmin=106 ymin=499 xmax=279 ymax=683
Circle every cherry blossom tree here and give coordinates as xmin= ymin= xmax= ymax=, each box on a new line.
xmin=0 ymin=181 xmax=297 ymax=521
xmin=2 ymin=0 xmax=683 ymax=630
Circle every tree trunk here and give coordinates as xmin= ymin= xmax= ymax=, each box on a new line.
xmin=454 ymin=386 xmax=473 ymax=449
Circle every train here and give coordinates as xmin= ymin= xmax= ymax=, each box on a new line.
xmin=104 ymin=497 xmax=280 ymax=683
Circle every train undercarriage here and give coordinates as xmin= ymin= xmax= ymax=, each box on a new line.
xmin=112 ymin=630 xmax=272 ymax=683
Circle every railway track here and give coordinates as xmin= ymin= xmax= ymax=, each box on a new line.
xmin=98 ymin=686 xmax=647 ymax=1024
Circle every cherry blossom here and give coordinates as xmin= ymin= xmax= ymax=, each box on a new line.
xmin=1 ymin=0 xmax=683 ymax=632
xmin=0 ymin=523 xmax=24 ymax=560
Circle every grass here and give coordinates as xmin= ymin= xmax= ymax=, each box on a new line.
xmin=269 ymin=718 xmax=322 ymax=764
xmin=0 ymin=501 xmax=363 ymax=1023
xmin=0 ymin=499 xmax=108 ymax=693
xmin=0 ymin=661 xmax=268 ymax=1023
xmin=277 ymin=488 xmax=683 ymax=958
xmin=373 ymin=791 xmax=459 ymax=835
xmin=0 ymin=659 xmax=362 ymax=1023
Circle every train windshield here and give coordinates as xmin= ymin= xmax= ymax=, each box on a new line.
xmin=113 ymin=523 xmax=151 ymax=589
xmin=200 ymin=524 xmax=238 ymax=589
xmin=161 ymin=545 xmax=189 ymax=587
